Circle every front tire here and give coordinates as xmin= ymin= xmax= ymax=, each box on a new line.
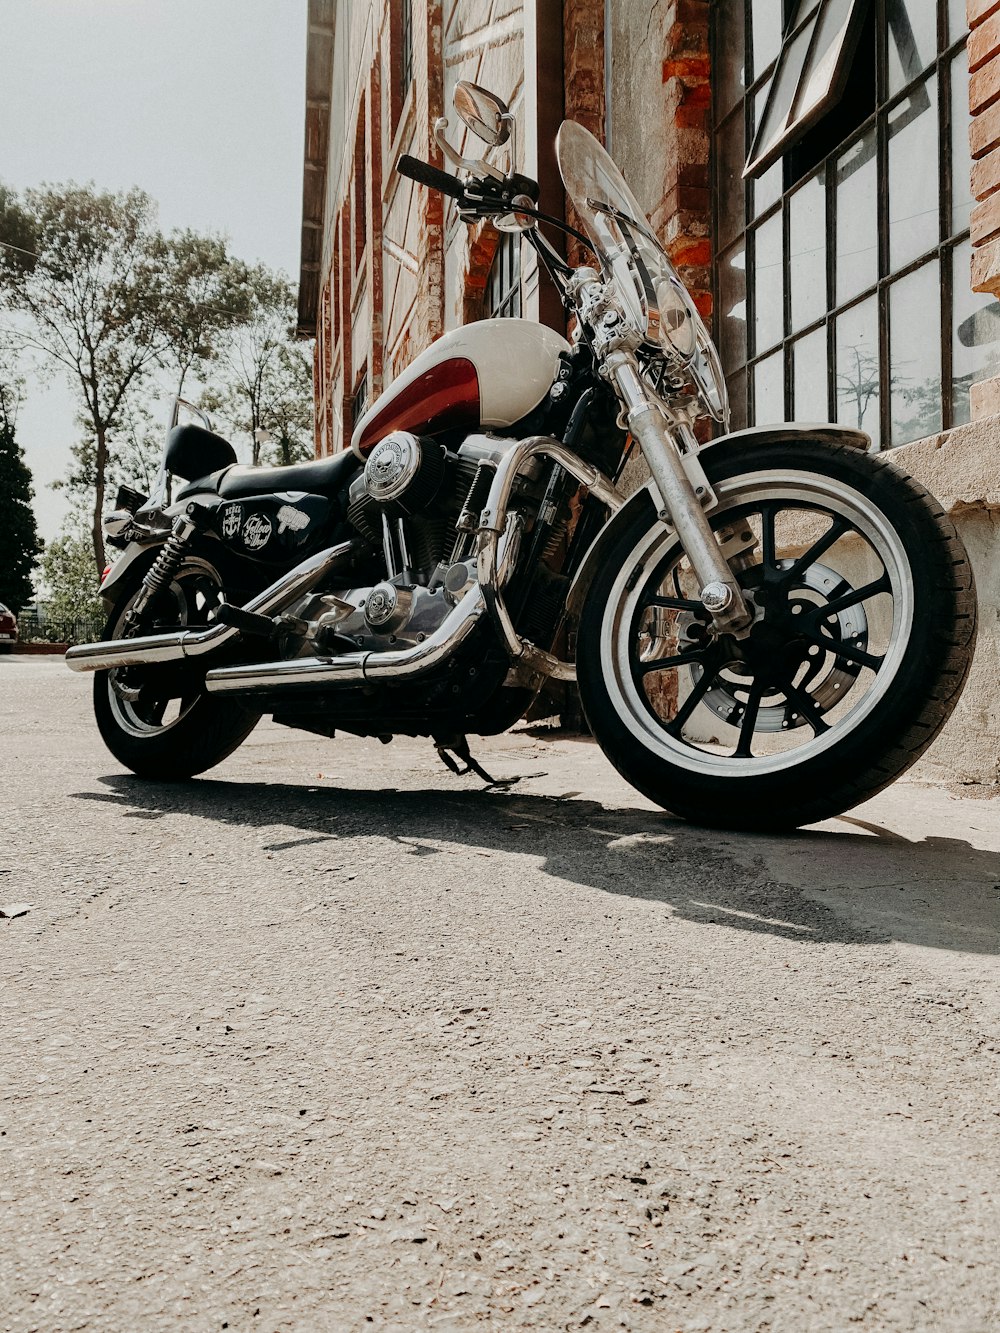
xmin=577 ymin=438 xmax=977 ymax=830
xmin=93 ymin=552 xmax=259 ymax=780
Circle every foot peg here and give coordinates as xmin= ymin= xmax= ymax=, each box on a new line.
xmin=214 ymin=603 xmax=278 ymax=639
xmin=434 ymin=735 xmax=520 ymax=790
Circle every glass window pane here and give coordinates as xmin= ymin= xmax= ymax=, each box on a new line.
xmin=888 ymin=76 xmax=938 ymax=271
xmin=714 ymin=0 xmax=747 ymax=120
xmin=890 ymin=260 xmax=942 ymax=446
xmin=718 ymin=242 xmax=748 ymax=371
xmin=952 ymin=54 xmax=973 ymax=237
xmin=887 ymin=0 xmax=938 ymax=95
xmin=793 ymin=0 xmax=867 ymax=124
xmin=717 ymin=107 xmax=747 ymax=249
xmin=949 ymin=0 xmax=969 ymax=43
xmin=952 ymin=239 xmax=1000 ymax=426
xmin=727 ymin=371 xmax=748 ymax=431
xmin=751 ymin=87 xmax=784 ymax=212
xmin=749 ymin=16 xmax=819 ymax=171
xmin=753 ymin=212 xmax=784 ymax=355
xmin=794 ymin=326 xmax=830 ymax=419
xmin=789 ymin=172 xmax=827 ymax=331
xmin=836 ymin=129 xmax=878 ymax=303
xmin=754 ymin=351 xmax=785 ymax=423
xmin=751 ymin=2 xmax=785 ymax=82
xmin=836 ymin=297 xmax=880 ymax=437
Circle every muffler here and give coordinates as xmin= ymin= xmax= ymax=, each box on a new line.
xmin=64 ymin=543 xmax=355 ymax=673
xmin=203 ymin=591 xmax=485 ymax=695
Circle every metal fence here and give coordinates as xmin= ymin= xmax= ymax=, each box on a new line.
xmin=16 ymin=612 xmax=104 ymax=647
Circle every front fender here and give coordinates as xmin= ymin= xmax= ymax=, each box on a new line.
xmin=565 ymin=421 xmax=872 ymax=621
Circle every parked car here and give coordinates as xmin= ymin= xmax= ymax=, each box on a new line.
xmin=0 ymin=603 xmax=18 ymax=651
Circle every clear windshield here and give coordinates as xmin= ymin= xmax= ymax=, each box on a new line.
xmin=556 ymin=120 xmax=728 ymax=425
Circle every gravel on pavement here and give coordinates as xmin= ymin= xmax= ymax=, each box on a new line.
xmin=3 ymin=657 xmax=1000 ymax=1331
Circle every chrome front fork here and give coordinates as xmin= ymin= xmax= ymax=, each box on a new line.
xmin=607 ymin=353 xmax=752 ymax=635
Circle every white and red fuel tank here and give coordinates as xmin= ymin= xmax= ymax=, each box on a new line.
xmin=351 ymin=319 xmax=571 ymax=457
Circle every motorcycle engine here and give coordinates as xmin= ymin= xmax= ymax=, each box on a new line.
xmin=346 ymin=431 xmax=482 ymax=575
xmin=287 ymin=433 xmax=534 ymax=658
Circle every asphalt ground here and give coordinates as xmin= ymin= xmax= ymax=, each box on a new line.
xmin=3 ymin=657 xmax=1000 ymax=1332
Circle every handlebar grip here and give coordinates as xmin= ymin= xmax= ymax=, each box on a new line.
xmin=396 ymin=155 xmax=467 ymax=202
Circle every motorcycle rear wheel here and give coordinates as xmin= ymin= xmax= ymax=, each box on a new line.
xmin=577 ymin=437 xmax=977 ymax=830
xmin=93 ymin=552 xmax=259 ymax=780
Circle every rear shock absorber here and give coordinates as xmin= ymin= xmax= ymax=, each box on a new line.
xmin=124 ymin=511 xmax=198 ymax=631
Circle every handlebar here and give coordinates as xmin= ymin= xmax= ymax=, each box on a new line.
xmin=396 ymin=155 xmax=467 ymax=201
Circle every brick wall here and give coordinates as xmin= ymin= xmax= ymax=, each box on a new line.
xmin=964 ymin=0 xmax=1000 ymax=417
xmin=307 ymin=0 xmax=715 ymax=454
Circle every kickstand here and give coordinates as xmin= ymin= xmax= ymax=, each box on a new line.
xmin=434 ymin=735 xmax=520 ymax=790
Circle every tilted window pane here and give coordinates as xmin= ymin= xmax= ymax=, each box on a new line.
xmin=753 ymin=212 xmax=784 ymax=356
xmin=835 ymin=129 xmax=878 ymax=304
xmin=952 ymin=239 xmax=1000 ymax=427
xmin=794 ymin=325 xmax=830 ymax=419
xmin=792 ymin=0 xmax=863 ymax=124
xmin=751 ymin=1 xmax=785 ymax=82
xmin=718 ymin=241 xmax=748 ymax=370
xmin=835 ymin=296 xmax=880 ymax=437
xmin=751 ymin=87 xmax=784 ymax=212
xmin=747 ymin=12 xmax=820 ymax=175
xmin=890 ymin=260 xmax=942 ymax=446
xmin=887 ymin=0 xmax=938 ymax=96
xmin=951 ymin=55 xmax=973 ymax=238
xmin=888 ymin=75 xmax=938 ymax=271
xmin=789 ymin=172 xmax=827 ymax=331
xmin=715 ymin=0 xmax=747 ymax=121
xmin=754 ymin=351 xmax=786 ymax=423
xmin=745 ymin=0 xmax=868 ymax=177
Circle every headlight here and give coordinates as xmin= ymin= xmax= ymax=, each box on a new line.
xmin=653 ymin=276 xmax=696 ymax=361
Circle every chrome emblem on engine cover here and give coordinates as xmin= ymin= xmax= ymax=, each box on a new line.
xmin=363 ymin=432 xmax=422 ymax=503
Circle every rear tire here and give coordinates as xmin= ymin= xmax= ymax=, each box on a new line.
xmin=577 ymin=438 xmax=977 ymax=829
xmin=93 ymin=551 xmax=259 ymax=780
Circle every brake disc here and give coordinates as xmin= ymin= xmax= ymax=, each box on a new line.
xmin=696 ymin=559 xmax=869 ymax=733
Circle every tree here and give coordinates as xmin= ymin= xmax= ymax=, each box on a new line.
xmin=201 ymin=266 xmax=314 ymax=466
xmin=0 ymin=182 xmax=175 ymax=574
xmin=836 ymin=346 xmax=880 ymax=432
xmin=0 ymin=365 xmax=42 ymax=613
xmin=149 ymin=228 xmax=254 ymax=398
xmin=38 ymin=525 xmax=104 ymax=626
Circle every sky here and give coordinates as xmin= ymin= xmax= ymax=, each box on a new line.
xmin=0 ymin=0 xmax=309 ymax=540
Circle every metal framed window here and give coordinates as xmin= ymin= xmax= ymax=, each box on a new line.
xmin=712 ymin=0 xmax=1000 ymax=448
xmin=485 ymin=234 xmax=522 ymax=319
xmin=401 ymin=0 xmax=413 ymax=94
xmin=746 ymin=0 xmax=869 ymax=176
xmin=352 ymin=368 xmax=369 ymax=428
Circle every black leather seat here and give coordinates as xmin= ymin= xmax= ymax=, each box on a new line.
xmin=176 ymin=450 xmax=360 ymax=501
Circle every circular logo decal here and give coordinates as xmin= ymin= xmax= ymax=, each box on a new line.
xmin=242 ymin=513 xmax=273 ymax=551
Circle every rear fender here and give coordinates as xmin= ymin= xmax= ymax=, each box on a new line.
xmin=99 ymin=539 xmax=165 ymax=608
xmin=565 ymin=421 xmax=872 ymax=621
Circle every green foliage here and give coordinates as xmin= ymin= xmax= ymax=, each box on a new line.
xmin=148 ymin=228 xmax=255 ymax=396
xmin=38 ymin=527 xmax=104 ymax=625
xmin=0 ymin=377 xmax=42 ymax=613
xmin=0 ymin=181 xmax=316 ymax=578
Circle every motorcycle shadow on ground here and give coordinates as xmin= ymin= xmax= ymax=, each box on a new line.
xmin=76 ymin=767 xmax=1000 ymax=960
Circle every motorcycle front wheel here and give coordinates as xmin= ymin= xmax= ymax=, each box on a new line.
xmin=577 ymin=437 xmax=977 ymax=830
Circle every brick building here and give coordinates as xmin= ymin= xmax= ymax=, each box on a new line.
xmin=297 ymin=0 xmax=1000 ymax=782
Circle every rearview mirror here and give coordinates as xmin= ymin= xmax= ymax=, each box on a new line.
xmin=454 ymin=81 xmax=511 ymax=148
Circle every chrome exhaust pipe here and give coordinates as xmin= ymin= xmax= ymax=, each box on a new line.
xmin=204 ymin=591 xmax=485 ymax=695
xmin=64 ymin=542 xmax=355 ymax=673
